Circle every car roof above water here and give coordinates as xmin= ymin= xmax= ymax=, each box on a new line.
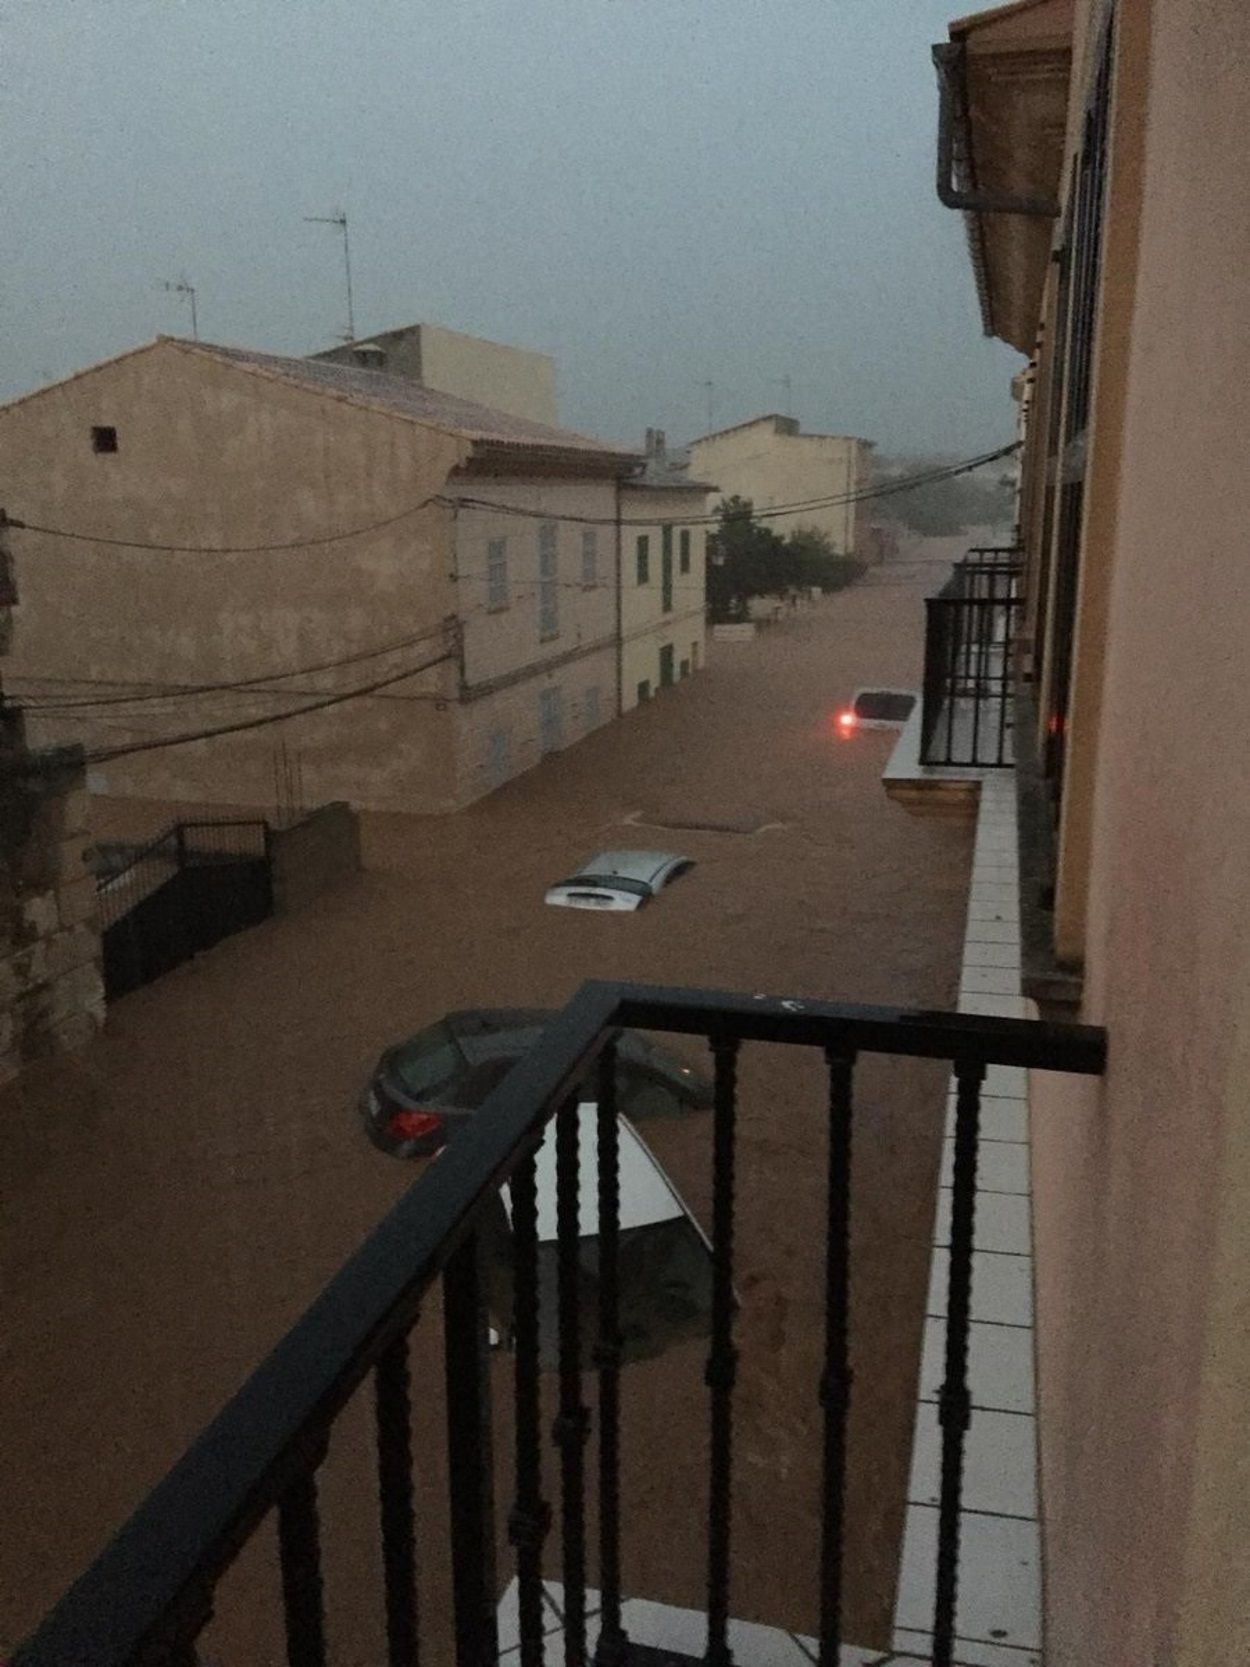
xmin=574 ymin=850 xmax=685 ymax=884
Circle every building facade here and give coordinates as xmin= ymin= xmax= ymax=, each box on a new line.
xmin=312 ymin=323 xmax=558 ymax=425
xmin=934 ymin=1 xmax=1250 ymax=1661
xmin=618 ymin=431 xmax=711 ymax=713
xmin=0 ymin=338 xmax=637 ymax=815
xmin=686 ymin=414 xmax=875 ymax=560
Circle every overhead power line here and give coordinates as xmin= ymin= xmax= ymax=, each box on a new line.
xmin=450 ymin=442 xmax=1019 ymax=528
xmin=76 ymin=645 xmax=456 ymax=767
xmin=4 ymin=491 xmax=447 ymax=554
xmin=13 ymin=620 xmax=452 ymax=712
xmin=5 ymin=444 xmax=1016 ymax=554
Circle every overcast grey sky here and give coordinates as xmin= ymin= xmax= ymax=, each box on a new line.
xmin=2 ymin=0 xmax=1021 ymax=453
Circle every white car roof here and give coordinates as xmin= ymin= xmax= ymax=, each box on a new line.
xmin=503 ymin=1105 xmax=689 ymax=1238
xmin=575 ymin=850 xmax=686 ymax=885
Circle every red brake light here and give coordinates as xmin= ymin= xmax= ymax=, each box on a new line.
xmin=385 ymin=1109 xmax=442 ymax=1143
xmin=835 ymin=708 xmax=858 ymax=736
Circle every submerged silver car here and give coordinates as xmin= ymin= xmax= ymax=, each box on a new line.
xmin=544 ymin=849 xmax=694 ymax=912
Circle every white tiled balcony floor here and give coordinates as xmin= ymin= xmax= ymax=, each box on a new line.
xmin=497 ymin=776 xmax=1040 ymax=1667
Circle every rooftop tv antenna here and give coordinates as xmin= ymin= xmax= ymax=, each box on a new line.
xmin=305 ymin=209 xmax=356 ymax=343
xmin=161 ymin=276 xmax=198 ymax=340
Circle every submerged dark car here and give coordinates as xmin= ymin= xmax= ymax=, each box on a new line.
xmin=361 ymin=1007 xmax=713 ymax=1159
xmin=360 ymin=1008 xmax=719 ymax=1366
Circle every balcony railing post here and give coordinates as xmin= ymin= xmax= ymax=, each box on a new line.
xmin=932 ymin=1061 xmax=986 ymax=1667
xmin=704 ymin=1033 xmax=742 ymax=1667
xmin=444 ymin=1232 xmax=499 ymax=1667
xmin=277 ymin=1455 xmax=329 ymax=1667
xmin=594 ymin=1041 xmax=628 ymax=1667
xmin=817 ymin=1047 xmax=856 ymax=1667
xmin=510 ymin=1150 xmax=552 ymax=1667
xmin=555 ymin=1093 xmax=591 ymax=1666
xmin=375 ymin=1331 xmax=421 ymax=1667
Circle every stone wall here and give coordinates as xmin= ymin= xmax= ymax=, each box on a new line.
xmin=0 ymin=511 xmax=105 ymax=1087
xmin=0 ymin=732 xmax=105 ymax=1086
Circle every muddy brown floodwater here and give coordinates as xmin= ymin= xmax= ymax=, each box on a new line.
xmin=1 ymin=539 xmax=975 ymax=1661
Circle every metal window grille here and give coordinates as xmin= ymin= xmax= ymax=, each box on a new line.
xmin=487 ymin=538 xmax=509 ymax=609
xmin=581 ymin=528 xmax=598 ymax=586
xmin=539 ymin=524 xmax=559 ymax=639
xmin=539 ymin=685 xmax=563 ymax=753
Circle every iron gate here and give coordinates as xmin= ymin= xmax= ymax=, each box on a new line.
xmin=99 ymin=819 xmax=273 ymax=997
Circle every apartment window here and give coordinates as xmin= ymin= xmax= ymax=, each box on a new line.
xmin=91 ymin=425 xmax=118 ymax=454
xmin=636 ymin=679 xmax=651 ymax=703
xmin=581 ymin=528 xmax=598 ymax=586
xmin=538 ymin=522 xmax=559 ymax=639
xmin=487 ymin=538 xmax=509 ymax=609
xmin=679 ymin=657 xmax=690 ymax=680
xmin=636 ymin=534 xmax=650 ymax=585
xmin=486 ymin=727 xmax=512 ymax=787
xmin=659 ymin=644 xmax=675 ymax=688
xmin=584 ymin=685 xmax=601 ymax=729
xmin=679 ymin=528 xmax=691 ymax=575
xmin=539 ymin=685 xmax=563 ymax=754
xmin=661 ymin=525 xmax=674 ymax=613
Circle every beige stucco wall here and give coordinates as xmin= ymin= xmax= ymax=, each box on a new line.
xmin=314 ymin=324 xmax=557 ymax=425
xmin=1049 ymin=0 xmax=1144 ymax=965
xmin=448 ymin=476 xmax=620 ymax=800
xmin=451 ymin=477 xmax=618 ymax=691
xmin=1 ymin=341 xmax=466 ymax=813
xmin=419 ymin=327 xmax=557 ymax=425
xmin=619 ymin=483 xmax=708 ymax=712
xmin=687 ymin=419 xmax=873 ymax=558
xmin=452 ymin=640 xmax=618 ymax=804
xmin=1029 ymin=3 xmax=1250 ymax=1663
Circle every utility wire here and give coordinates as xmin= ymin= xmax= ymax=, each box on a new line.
xmin=451 ymin=443 xmax=1019 ymax=529
xmin=76 ymin=646 xmax=456 ymax=766
xmin=4 ymin=491 xmax=447 ymax=554
xmin=6 ymin=444 xmax=1017 ymax=553
xmin=13 ymin=620 xmax=452 ymax=711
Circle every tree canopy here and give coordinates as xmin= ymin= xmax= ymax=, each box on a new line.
xmin=706 ymin=498 xmax=865 ymax=621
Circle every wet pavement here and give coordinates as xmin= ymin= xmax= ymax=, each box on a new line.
xmin=1 ymin=539 xmax=974 ymax=1661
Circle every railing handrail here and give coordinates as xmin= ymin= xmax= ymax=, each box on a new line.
xmin=14 ymin=980 xmax=1105 ymax=1667
xmin=97 ymin=826 xmax=180 ymax=890
xmin=97 ymin=818 xmax=270 ymax=895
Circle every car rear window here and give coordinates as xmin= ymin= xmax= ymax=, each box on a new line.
xmin=566 ymin=874 xmax=650 ymax=898
xmin=388 ymin=1024 xmax=462 ymax=1100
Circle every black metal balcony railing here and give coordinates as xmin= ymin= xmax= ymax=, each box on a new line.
xmin=920 ymin=549 xmax=1024 ymax=769
xmin=13 ymin=980 xmax=1105 ymax=1667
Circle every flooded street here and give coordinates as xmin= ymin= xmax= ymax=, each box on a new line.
xmin=2 ymin=542 xmax=973 ymax=1659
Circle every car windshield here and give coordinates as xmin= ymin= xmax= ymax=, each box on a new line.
xmin=561 ymin=874 xmax=650 ymax=897
xmin=387 ymin=1023 xmax=463 ymax=1100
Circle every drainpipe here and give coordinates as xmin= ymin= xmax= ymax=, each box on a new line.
xmin=932 ymin=42 xmax=1059 ymax=217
